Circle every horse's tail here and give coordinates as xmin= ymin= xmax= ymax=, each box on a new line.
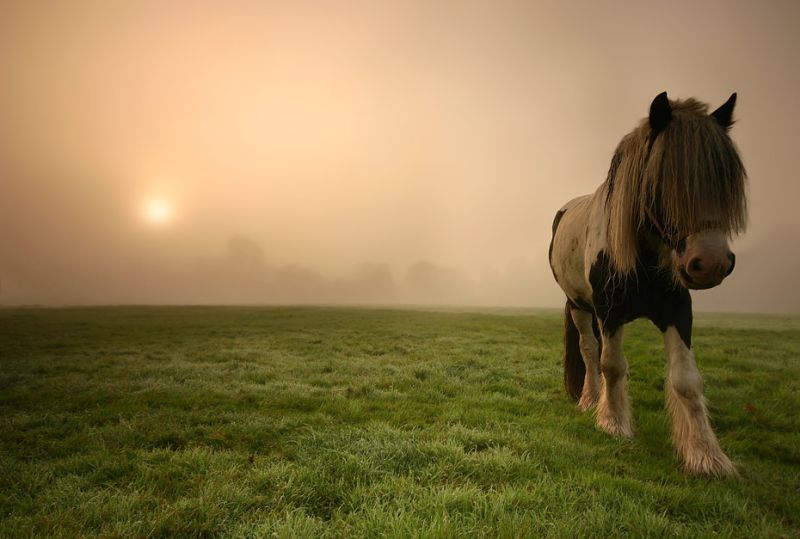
xmin=563 ymin=301 xmax=585 ymax=401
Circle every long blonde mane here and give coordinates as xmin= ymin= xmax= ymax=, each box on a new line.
xmin=605 ymin=98 xmax=747 ymax=274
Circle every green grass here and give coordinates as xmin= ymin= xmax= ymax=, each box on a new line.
xmin=1 ymin=306 xmax=798 ymax=538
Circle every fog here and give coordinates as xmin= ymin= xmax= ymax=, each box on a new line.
xmin=1 ymin=1 xmax=799 ymax=312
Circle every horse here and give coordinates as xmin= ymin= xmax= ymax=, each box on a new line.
xmin=548 ymin=92 xmax=747 ymax=476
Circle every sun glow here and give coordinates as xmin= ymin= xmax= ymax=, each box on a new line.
xmin=143 ymin=198 xmax=173 ymax=225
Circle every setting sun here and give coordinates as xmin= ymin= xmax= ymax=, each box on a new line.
xmin=143 ymin=199 xmax=173 ymax=225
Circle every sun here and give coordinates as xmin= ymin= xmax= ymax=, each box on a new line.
xmin=143 ymin=198 xmax=173 ymax=225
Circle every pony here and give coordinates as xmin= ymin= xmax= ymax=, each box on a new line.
xmin=549 ymin=92 xmax=747 ymax=475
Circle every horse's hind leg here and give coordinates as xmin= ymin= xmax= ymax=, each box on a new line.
xmin=596 ymin=327 xmax=633 ymax=437
xmin=571 ymin=309 xmax=602 ymax=411
xmin=663 ymin=327 xmax=735 ymax=475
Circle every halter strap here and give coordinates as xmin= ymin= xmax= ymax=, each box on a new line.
xmin=644 ymin=206 xmax=683 ymax=248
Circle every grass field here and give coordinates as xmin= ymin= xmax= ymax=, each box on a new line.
xmin=1 ymin=306 xmax=799 ymax=537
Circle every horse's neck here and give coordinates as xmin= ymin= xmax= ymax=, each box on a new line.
xmin=587 ymin=182 xmax=669 ymax=273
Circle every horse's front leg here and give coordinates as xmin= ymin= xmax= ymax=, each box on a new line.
xmin=663 ymin=326 xmax=736 ymax=476
xmin=596 ymin=326 xmax=633 ymax=437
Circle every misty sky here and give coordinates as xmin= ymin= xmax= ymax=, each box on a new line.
xmin=1 ymin=1 xmax=799 ymax=312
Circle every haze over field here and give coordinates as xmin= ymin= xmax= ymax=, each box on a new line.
xmin=1 ymin=1 xmax=799 ymax=312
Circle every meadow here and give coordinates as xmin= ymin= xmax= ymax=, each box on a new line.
xmin=0 ymin=306 xmax=798 ymax=538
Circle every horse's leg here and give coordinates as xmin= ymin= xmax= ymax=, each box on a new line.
xmin=571 ymin=309 xmax=601 ymax=411
xmin=663 ymin=327 xmax=735 ymax=475
xmin=596 ymin=327 xmax=633 ymax=437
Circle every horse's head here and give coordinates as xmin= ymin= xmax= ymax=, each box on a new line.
xmin=644 ymin=92 xmax=743 ymax=290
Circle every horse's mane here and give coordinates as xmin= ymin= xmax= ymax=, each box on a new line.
xmin=604 ymin=98 xmax=747 ymax=274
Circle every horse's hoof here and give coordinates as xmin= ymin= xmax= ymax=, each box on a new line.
xmin=578 ymin=397 xmax=597 ymax=412
xmin=595 ymin=401 xmax=633 ymax=437
xmin=577 ymin=394 xmax=598 ymax=412
xmin=577 ymin=400 xmax=595 ymax=412
xmin=596 ymin=417 xmax=634 ymax=438
xmin=681 ymin=452 xmax=738 ymax=477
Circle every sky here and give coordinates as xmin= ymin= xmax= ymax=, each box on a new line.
xmin=1 ymin=1 xmax=799 ymax=312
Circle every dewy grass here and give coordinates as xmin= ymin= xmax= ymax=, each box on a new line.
xmin=0 ymin=306 xmax=798 ymax=537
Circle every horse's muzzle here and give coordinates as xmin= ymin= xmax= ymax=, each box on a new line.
xmin=681 ymin=252 xmax=735 ymax=290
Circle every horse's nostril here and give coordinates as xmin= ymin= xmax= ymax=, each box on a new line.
xmin=726 ymin=253 xmax=736 ymax=276
xmin=689 ymin=258 xmax=703 ymax=274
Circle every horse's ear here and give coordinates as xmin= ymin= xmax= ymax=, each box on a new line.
xmin=649 ymin=91 xmax=672 ymax=134
xmin=711 ymin=92 xmax=737 ymax=130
